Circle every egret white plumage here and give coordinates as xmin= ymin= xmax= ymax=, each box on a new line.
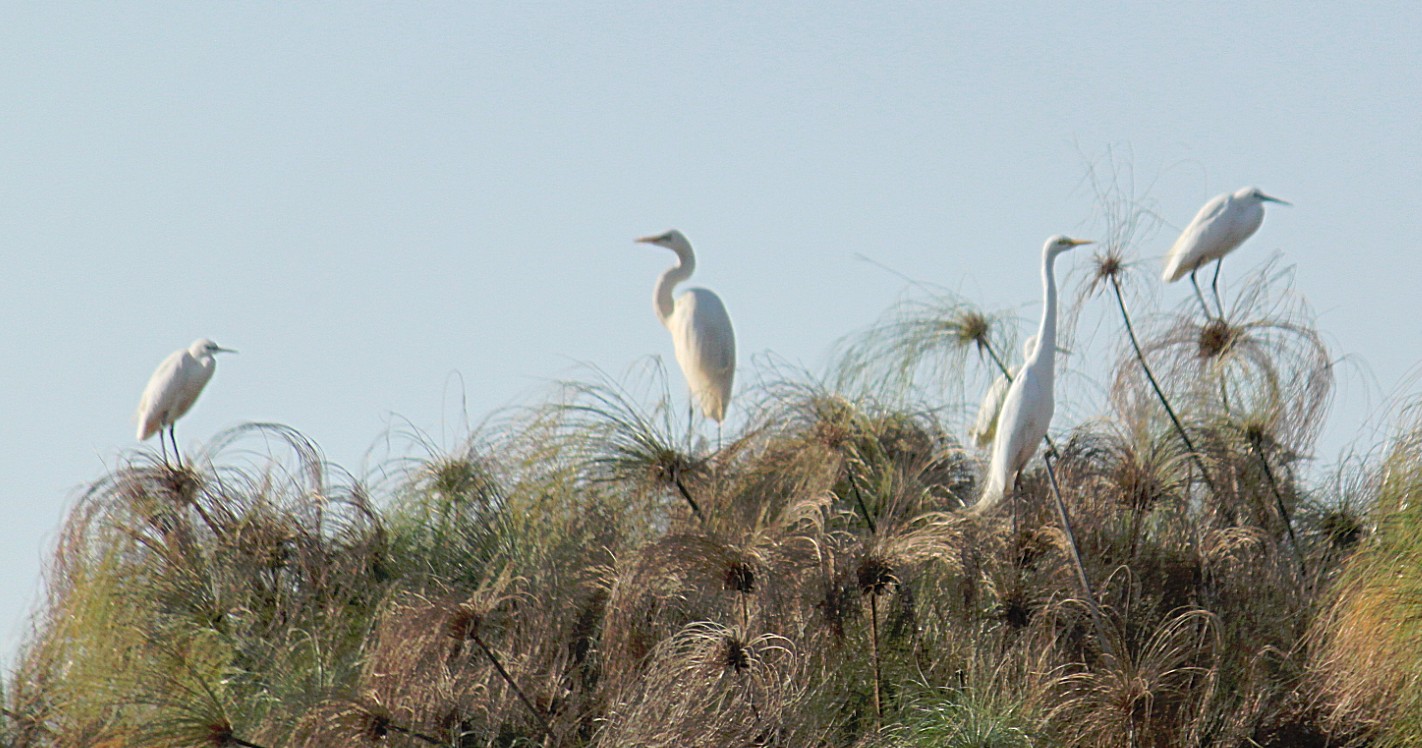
xmin=1162 ymin=186 xmax=1290 ymax=317
xmin=636 ymin=230 xmax=736 ymax=424
xmin=969 ymin=335 xmax=1038 ymax=449
xmin=974 ymin=236 xmax=1091 ymax=514
xmin=135 ymin=338 xmax=236 ymax=467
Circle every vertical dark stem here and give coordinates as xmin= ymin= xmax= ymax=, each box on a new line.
xmin=1043 ymin=453 xmax=1117 ymax=662
xmin=472 ymin=633 xmax=553 ymax=738
xmin=1250 ymin=437 xmax=1306 ymax=577
xmin=869 ymin=592 xmax=883 ymax=728
xmin=1126 ymin=504 xmax=1146 ymax=564
xmin=1109 ymin=275 xmax=1215 ymax=494
xmin=846 ymin=469 xmax=878 ymax=535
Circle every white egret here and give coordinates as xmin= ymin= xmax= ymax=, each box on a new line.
xmin=135 ymin=338 xmax=236 ymax=467
xmin=974 ymin=236 xmax=1091 ymax=514
xmin=1162 ymin=186 xmax=1290 ymax=317
xmin=969 ymin=335 xmax=1038 ymax=449
xmin=636 ymin=229 xmax=736 ymax=425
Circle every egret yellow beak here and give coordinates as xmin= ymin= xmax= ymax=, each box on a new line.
xmin=634 ymin=235 xmax=658 ymax=245
xmin=1069 ymin=239 xmax=1095 ymax=247
xmin=1260 ymin=194 xmax=1291 ymax=206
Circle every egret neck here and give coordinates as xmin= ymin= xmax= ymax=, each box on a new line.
xmin=1027 ymin=241 xmax=1063 ymax=386
xmin=653 ymin=244 xmax=694 ymax=328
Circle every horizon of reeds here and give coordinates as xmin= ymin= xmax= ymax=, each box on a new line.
xmin=1 ymin=201 xmax=1404 ymax=748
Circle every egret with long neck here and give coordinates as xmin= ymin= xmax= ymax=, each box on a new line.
xmin=635 ymin=229 xmax=736 ymax=424
xmin=974 ymin=235 xmax=1090 ymax=513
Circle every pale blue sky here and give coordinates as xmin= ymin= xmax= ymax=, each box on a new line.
xmin=3 ymin=3 xmax=1420 ymax=654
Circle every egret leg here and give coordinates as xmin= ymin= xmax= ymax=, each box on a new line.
xmin=169 ymin=424 xmax=183 ymax=469
xmin=1009 ymin=472 xmax=1021 ymax=539
xmin=1189 ymin=269 xmax=1211 ymax=319
xmin=1210 ymin=260 xmax=1226 ymax=319
xmin=158 ymin=427 xmax=170 ymax=467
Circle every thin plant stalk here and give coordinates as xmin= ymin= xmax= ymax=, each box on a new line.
xmin=1043 ymin=452 xmax=1117 ymax=663
xmin=1126 ymin=502 xmax=1147 ymax=564
xmin=673 ymin=473 xmax=705 ymax=523
xmin=1108 ymin=275 xmax=1215 ymax=494
xmin=1250 ymin=435 xmax=1307 ymax=577
xmin=978 ymin=338 xmax=1013 ymax=383
xmin=471 ymin=632 xmax=553 ymax=738
xmin=846 ymin=470 xmax=878 ymax=535
xmin=387 ymin=722 xmax=444 ymax=746
xmin=868 ymin=592 xmax=883 ymax=728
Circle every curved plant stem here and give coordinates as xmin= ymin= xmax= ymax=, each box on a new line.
xmin=1109 ymin=275 xmax=1215 ymax=494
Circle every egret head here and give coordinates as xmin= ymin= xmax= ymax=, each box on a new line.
xmin=635 ymin=229 xmax=693 ymax=255
xmin=1238 ymin=186 xmax=1291 ymax=206
xmin=190 ymin=338 xmax=237 ymax=357
xmin=1044 ymin=235 xmax=1093 ymax=258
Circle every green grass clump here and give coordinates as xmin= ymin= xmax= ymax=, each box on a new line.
xmin=1313 ymin=420 xmax=1422 ymax=746
xmin=873 ymin=684 xmax=1039 ymax=748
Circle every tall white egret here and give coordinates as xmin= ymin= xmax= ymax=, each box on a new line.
xmin=1162 ymin=186 xmax=1290 ymax=317
xmin=969 ymin=335 xmax=1038 ymax=449
xmin=974 ymin=236 xmax=1091 ymax=514
xmin=636 ymin=229 xmax=736 ymax=425
xmin=135 ymin=338 xmax=236 ymax=467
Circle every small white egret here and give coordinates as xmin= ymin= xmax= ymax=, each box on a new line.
xmin=636 ymin=229 xmax=736 ymax=425
xmin=974 ymin=236 xmax=1091 ymax=514
xmin=135 ymin=338 xmax=236 ymax=467
xmin=1162 ymin=186 xmax=1290 ymax=317
xmin=969 ymin=335 xmax=1038 ymax=449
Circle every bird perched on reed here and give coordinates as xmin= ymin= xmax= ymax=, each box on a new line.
xmin=975 ymin=236 xmax=1090 ymax=514
xmin=135 ymin=338 xmax=235 ymax=467
xmin=1162 ymin=186 xmax=1290 ymax=317
xmin=636 ymin=229 xmax=736 ymax=425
